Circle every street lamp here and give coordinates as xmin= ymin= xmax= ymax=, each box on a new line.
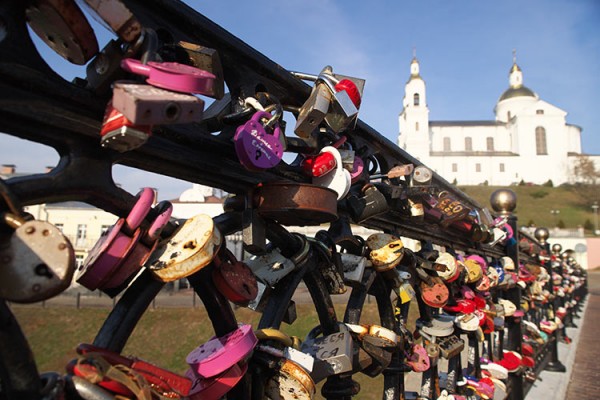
xmin=550 ymin=209 xmax=560 ymax=227
xmin=592 ymin=202 xmax=599 ymax=235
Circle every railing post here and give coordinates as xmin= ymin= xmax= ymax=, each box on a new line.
xmin=491 ymin=189 xmax=524 ymax=400
xmin=536 ymin=229 xmax=566 ymax=373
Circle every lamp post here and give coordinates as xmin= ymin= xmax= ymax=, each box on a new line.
xmin=592 ymin=202 xmax=599 ymax=235
xmin=550 ymin=209 xmax=560 ymax=227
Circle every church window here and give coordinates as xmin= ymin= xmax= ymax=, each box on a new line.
xmin=499 ymin=163 xmax=505 ymax=172
xmin=416 ymin=122 xmax=419 ymax=131
xmin=413 ymin=93 xmax=420 ymax=106
xmin=486 ymin=137 xmax=494 ymax=151
xmin=452 ymin=163 xmax=458 ymax=172
xmin=465 ymin=137 xmax=472 ymax=151
xmin=535 ymin=126 xmax=547 ymax=155
xmin=536 ymin=109 xmax=544 ymax=115
xmin=443 ymin=137 xmax=451 ymax=151
xmin=475 ymin=163 xmax=481 ymax=173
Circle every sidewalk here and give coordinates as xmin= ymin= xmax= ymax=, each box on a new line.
xmin=526 ymin=270 xmax=600 ymax=400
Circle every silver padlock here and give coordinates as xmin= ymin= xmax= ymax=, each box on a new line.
xmin=340 ymin=253 xmax=366 ymax=285
xmin=302 ymin=326 xmax=354 ymax=382
xmin=112 ymin=82 xmax=204 ymax=125
xmin=489 ymin=227 xmax=508 ymax=247
xmin=0 ymin=213 xmax=75 ymax=303
xmin=294 ymin=82 xmax=331 ymax=138
xmin=411 ymin=166 xmax=433 ymax=186
xmin=245 ymin=247 xmax=297 ymax=287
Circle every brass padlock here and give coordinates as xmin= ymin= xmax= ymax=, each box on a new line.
xmin=0 ymin=213 xmax=75 ymax=303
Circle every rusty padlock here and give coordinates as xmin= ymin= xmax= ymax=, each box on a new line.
xmin=146 ymin=214 xmax=222 ymax=282
xmin=26 ymin=0 xmax=98 ymax=65
xmin=366 ymin=233 xmax=404 ymax=271
xmin=211 ymin=247 xmax=258 ymax=305
xmin=416 ymin=267 xmax=450 ymax=308
xmin=0 ymin=213 xmax=75 ymax=303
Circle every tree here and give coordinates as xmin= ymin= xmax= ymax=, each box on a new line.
xmin=557 ymin=219 xmax=566 ymax=229
xmin=584 ymin=219 xmax=594 ymax=231
xmin=569 ymin=155 xmax=600 ymax=207
xmin=543 ymin=179 xmax=554 ymax=187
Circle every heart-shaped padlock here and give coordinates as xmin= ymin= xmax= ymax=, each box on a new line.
xmin=186 ymin=324 xmax=257 ymax=378
xmin=366 ymin=233 xmax=404 ymax=271
xmin=233 ymin=111 xmax=284 ymax=171
xmin=312 ymin=146 xmax=351 ymax=200
xmin=420 ymin=275 xmax=450 ymax=308
xmin=406 ymin=343 xmax=430 ymax=372
xmin=212 ymin=248 xmax=258 ymax=304
xmin=76 ymin=188 xmax=155 ymax=290
xmin=101 ymin=201 xmax=173 ymax=292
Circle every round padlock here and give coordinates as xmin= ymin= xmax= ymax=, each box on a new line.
xmin=301 ymin=151 xmax=337 ymax=177
xmin=455 ymin=313 xmax=479 ymax=332
xmin=435 ymin=252 xmax=458 ymax=282
xmin=420 ymin=276 xmax=450 ymax=308
xmin=313 ymin=146 xmax=351 ymax=200
xmin=0 ymin=219 xmax=75 ymax=303
xmin=146 ymin=213 xmax=222 ymax=282
xmin=264 ymin=359 xmax=316 ymax=400
xmin=211 ymin=249 xmax=258 ymax=304
xmin=463 ymin=259 xmax=483 ymax=283
xmin=186 ymin=324 xmax=257 ymax=379
xmin=366 ymin=233 xmax=404 ymax=271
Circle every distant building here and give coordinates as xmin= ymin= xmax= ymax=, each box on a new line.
xmin=398 ymin=57 xmax=600 ymax=185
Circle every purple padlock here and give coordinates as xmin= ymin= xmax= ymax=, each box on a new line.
xmin=233 ymin=111 xmax=284 ymax=171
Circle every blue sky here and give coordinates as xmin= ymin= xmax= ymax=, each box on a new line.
xmin=2 ymin=0 xmax=599 ymax=200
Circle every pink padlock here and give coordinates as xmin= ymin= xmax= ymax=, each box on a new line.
xmin=233 ymin=111 xmax=284 ymax=171
xmin=76 ymin=188 xmax=155 ymax=290
xmin=186 ymin=324 xmax=257 ymax=379
xmin=101 ymin=200 xmax=173 ymax=291
xmin=120 ymin=58 xmax=216 ymax=95
xmin=185 ymin=363 xmax=247 ymax=400
xmin=350 ymin=155 xmax=364 ymax=183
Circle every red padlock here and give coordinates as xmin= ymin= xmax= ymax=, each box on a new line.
xmin=100 ymin=100 xmax=152 ymax=153
xmin=212 ymin=248 xmax=258 ymax=304
xmin=334 ymin=79 xmax=361 ymax=108
xmin=301 ymin=151 xmax=337 ymax=177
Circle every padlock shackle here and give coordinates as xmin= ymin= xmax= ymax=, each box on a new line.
xmin=1 ymin=212 xmax=24 ymax=229
xmin=145 ymin=201 xmax=173 ymax=243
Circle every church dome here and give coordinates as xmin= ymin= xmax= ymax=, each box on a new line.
xmin=498 ymin=85 xmax=536 ymax=102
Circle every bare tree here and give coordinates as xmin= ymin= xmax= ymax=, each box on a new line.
xmin=570 ymin=155 xmax=600 ymax=205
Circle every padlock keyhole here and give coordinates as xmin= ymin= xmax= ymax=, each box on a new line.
xmin=35 ymin=264 xmax=53 ymax=279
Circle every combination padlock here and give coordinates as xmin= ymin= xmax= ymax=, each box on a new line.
xmin=0 ymin=213 xmax=75 ymax=303
xmin=211 ymin=247 xmax=258 ymax=305
xmin=312 ymin=146 xmax=351 ymax=199
xmin=146 ymin=213 xmax=222 ymax=282
xmin=233 ymin=110 xmax=284 ymax=171
xmin=301 ymin=151 xmax=337 ymax=177
xmin=186 ymin=324 xmax=257 ymax=378
xmin=76 ymin=187 xmax=155 ymax=291
xmin=111 ymin=82 xmax=205 ymax=125
xmin=100 ymin=100 xmax=152 ymax=153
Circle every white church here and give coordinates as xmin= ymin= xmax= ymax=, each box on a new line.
xmin=398 ymin=56 xmax=597 ymax=186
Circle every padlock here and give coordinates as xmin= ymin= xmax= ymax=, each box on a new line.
xmin=233 ymin=111 xmax=284 ymax=171
xmin=121 ymin=58 xmax=217 ymax=95
xmin=146 ymin=213 xmax=222 ymax=282
xmin=339 ymin=253 xmax=367 ymax=285
xmin=437 ymin=335 xmax=465 ymax=359
xmin=366 ymin=233 xmax=404 ymax=271
xmin=212 ymin=248 xmax=258 ymax=304
xmin=111 ymin=82 xmax=205 ymax=125
xmin=435 ymin=252 xmax=459 ymax=282
xmin=185 ymin=363 xmax=247 ymax=400
xmin=245 ymin=246 xmax=299 ymax=288
xmin=80 ymin=0 xmax=142 ymax=43
xmin=101 ymin=200 xmax=173 ymax=294
xmin=100 ymin=100 xmax=152 ymax=153
xmin=76 ymin=188 xmax=155 ymax=290
xmin=302 ymin=327 xmax=354 ymax=382
xmin=345 ymin=324 xmax=399 ymax=348
xmin=0 ymin=213 xmax=75 ymax=303
xmin=26 ymin=0 xmax=99 ymax=65
xmin=86 ymin=39 xmax=128 ymax=94
xmin=76 ymin=343 xmax=192 ymax=397
xmin=347 ymin=184 xmax=388 ymax=223
xmin=358 ymin=337 xmax=392 ymax=377
xmin=294 ymin=81 xmax=331 ymax=138
xmin=318 ymin=68 xmax=360 ymax=133
xmin=411 ymin=165 xmax=433 ymax=186
xmin=381 ymin=268 xmax=411 ymax=289
xmin=425 ymin=342 xmax=440 ymax=362
xmin=334 ymin=78 xmax=362 ymax=108
xmin=405 ymin=343 xmax=430 ymax=372
xmin=186 ymin=324 xmax=257 ymax=378
xmin=312 ymin=146 xmax=351 ymax=199
xmin=174 ymin=41 xmax=225 ymax=99
xmin=349 ymin=155 xmax=365 ymax=183
xmin=301 ymin=151 xmax=337 ymax=177
xmin=433 ymin=191 xmax=472 ymax=228
xmin=264 ymin=358 xmax=316 ymax=400
xmin=337 ymin=148 xmax=355 ymax=173
xmin=417 ymin=268 xmax=450 ymax=308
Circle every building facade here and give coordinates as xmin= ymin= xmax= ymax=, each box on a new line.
xmin=398 ymin=58 xmax=598 ymax=186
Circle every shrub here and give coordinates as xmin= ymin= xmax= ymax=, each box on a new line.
xmin=557 ymin=219 xmax=566 ymax=229
xmin=526 ymin=219 xmax=536 ymax=227
xmin=530 ymin=190 xmax=549 ymax=199
xmin=518 ymin=179 xmax=526 ymax=186
xmin=584 ymin=219 xmax=594 ymax=231
xmin=543 ymin=179 xmax=554 ymax=187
